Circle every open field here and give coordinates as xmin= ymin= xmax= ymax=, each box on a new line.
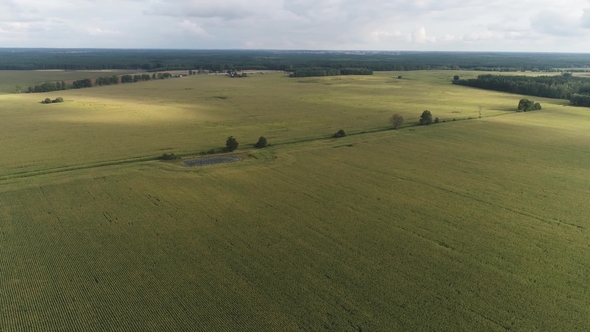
xmin=1 ymin=71 xmax=589 ymax=330
xmin=0 ymin=71 xmax=568 ymax=178
xmin=0 ymin=70 xmax=138 ymax=95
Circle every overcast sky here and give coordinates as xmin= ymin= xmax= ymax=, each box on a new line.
xmin=1 ymin=0 xmax=589 ymax=52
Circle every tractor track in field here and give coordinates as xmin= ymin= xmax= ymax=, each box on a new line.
xmin=0 ymin=113 xmax=507 ymax=183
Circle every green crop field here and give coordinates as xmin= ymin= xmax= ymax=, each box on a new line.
xmin=1 ymin=71 xmax=589 ymax=331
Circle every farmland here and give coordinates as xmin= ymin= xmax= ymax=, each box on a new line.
xmin=1 ymin=70 xmax=589 ymax=331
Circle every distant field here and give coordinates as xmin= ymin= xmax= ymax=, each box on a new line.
xmin=0 ymin=70 xmax=137 ymax=94
xmin=1 ymin=70 xmax=589 ymax=330
xmin=0 ymin=71 xmax=569 ymax=178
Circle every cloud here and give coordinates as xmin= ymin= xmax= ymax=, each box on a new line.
xmin=87 ymin=28 xmax=121 ymax=36
xmin=531 ymin=10 xmax=585 ymax=36
xmin=411 ymin=26 xmax=435 ymax=43
xmin=1 ymin=0 xmax=590 ymax=51
xmin=178 ymin=20 xmax=210 ymax=37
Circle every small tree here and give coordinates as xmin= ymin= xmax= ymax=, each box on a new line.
xmin=15 ymin=85 xmax=22 ymax=93
xmin=226 ymin=136 xmax=239 ymax=152
xmin=43 ymin=98 xmax=51 ymax=104
xmin=453 ymin=75 xmax=460 ymax=81
xmin=390 ymin=114 xmax=404 ymax=129
xmin=434 ymin=117 xmax=440 ymax=124
xmin=333 ymin=129 xmax=346 ymax=138
xmin=255 ymin=136 xmax=267 ymax=148
xmin=419 ymin=110 xmax=433 ymax=125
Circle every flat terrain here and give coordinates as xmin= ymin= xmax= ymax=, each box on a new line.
xmin=0 ymin=70 xmax=138 ymax=95
xmin=1 ymin=71 xmax=589 ymax=331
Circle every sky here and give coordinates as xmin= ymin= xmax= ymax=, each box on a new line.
xmin=1 ymin=0 xmax=590 ymax=52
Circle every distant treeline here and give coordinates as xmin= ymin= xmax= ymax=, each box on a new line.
xmin=453 ymin=74 xmax=590 ymax=106
xmin=4 ymin=49 xmax=590 ymax=73
xmin=27 ymin=72 xmax=174 ymax=92
xmin=289 ymin=67 xmax=373 ymax=77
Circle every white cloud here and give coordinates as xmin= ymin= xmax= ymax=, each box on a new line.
xmin=87 ymin=28 xmax=121 ymax=36
xmin=178 ymin=20 xmax=210 ymax=37
xmin=411 ymin=26 xmax=435 ymax=43
xmin=0 ymin=0 xmax=589 ymax=51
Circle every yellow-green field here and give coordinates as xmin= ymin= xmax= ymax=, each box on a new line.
xmin=1 ymin=71 xmax=589 ymax=330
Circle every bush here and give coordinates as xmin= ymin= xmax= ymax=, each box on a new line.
xmin=390 ymin=114 xmax=404 ymax=129
xmin=434 ymin=117 xmax=440 ymax=124
xmin=159 ymin=153 xmax=180 ymax=160
xmin=43 ymin=98 xmax=51 ymax=104
xmin=226 ymin=136 xmax=239 ymax=152
xmin=207 ymin=149 xmax=216 ymax=154
xmin=453 ymin=75 xmax=460 ymax=81
xmin=419 ymin=110 xmax=433 ymax=125
xmin=255 ymin=136 xmax=267 ymax=148
xmin=333 ymin=129 xmax=346 ymax=138
xmin=398 ymin=76 xmax=402 ymax=79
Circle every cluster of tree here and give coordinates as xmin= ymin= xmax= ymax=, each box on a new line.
xmin=72 ymin=78 xmax=92 ymax=89
xmin=154 ymin=72 xmax=172 ymax=79
xmin=569 ymin=94 xmax=590 ymax=107
xmin=419 ymin=111 xmax=439 ymax=125
xmin=41 ymin=97 xmax=64 ymax=104
xmin=5 ymin=49 xmax=590 ymax=72
xmin=27 ymin=81 xmax=66 ymax=93
xmin=289 ymin=67 xmax=372 ymax=77
xmin=518 ymin=99 xmax=542 ymax=112
xmin=95 ymin=75 xmax=119 ymax=86
xmin=453 ymin=73 xmax=590 ymax=106
xmin=121 ymin=74 xmax=152 ymax=83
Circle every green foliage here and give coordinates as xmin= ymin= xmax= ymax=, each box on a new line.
xmin=96 ymin=75 xmax=119 ymax=86
xmin=225 ymin=136 xmax=239 ymax=152
xmin=434 ymin=117 xmax=440 ymax=123
xmin=42 ymin=97 xmax=64 ymax=104
xmin=453 ymin=75 xmax=460 ymax=81
xmin=290 ymin=68 xmax=372 ymax=78
xmin=453 ymin=74 xmax=590 ymax=106
xmin=518 ymin=99 xmax=542 ymax=112
xmin=390 ymin=114 xmax=404 ymax=129
xmin=72 ymin=78 xmax=92 ymax=89
xmin=156 ymin=72 xmax=172 ymax=79
xmin=333 ymin=129 xmax=346 ymax=138
xmin=121 ymin=75 xmax=133 ymax=83
xmin=420 ymin=110 xmax=433 ymax=125
xmin=159 ymin=153 xmax=180 ymax=160
xmin=255 ymin=136 xmax=267 ymax=148
xmin=28 ymin=81 xmax=64 ymax=93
